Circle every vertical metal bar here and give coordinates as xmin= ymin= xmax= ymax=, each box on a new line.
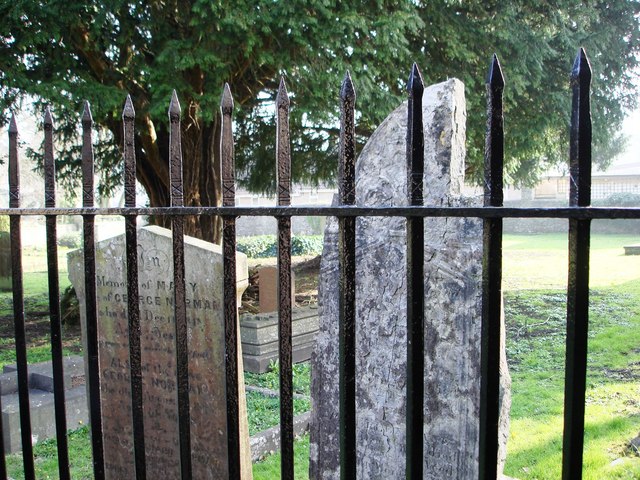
xmin=43 ymin=108 xmax=71 ymax=480
xmin=81 ymin=102 xmax=105 ymax=480
xmin=168 ymin=91 xmax=192 ymax=480
xmin=221 ymin=83 xmax=241 ymax=479
xmin=562 ymin=47 xmax=592 ymax=480
xmin=338 ymin=71 xmax=357 ymax=480
xmin=123 ymin=95 xmax=147 ymax=479
xmin=479 ymin=54 xmax=505 ymax=480
xmin=405 ymin=63 xmax=425 ymax=480
xmin=8 ymin=114 xmax=35 ymax=480
xmin=0 ymin=382 xmax=6 ymax=479
xmin=275 ymin=77 xmax=294 ymax=480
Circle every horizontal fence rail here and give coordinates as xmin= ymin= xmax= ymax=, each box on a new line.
xmin=0 ymin=206 xmax=639 ymax=219
xmin=3 ymin=48 xmax=640 ymax=480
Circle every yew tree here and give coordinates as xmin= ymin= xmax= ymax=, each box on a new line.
xmin=1 ymin=0 xmax=639 ymax=242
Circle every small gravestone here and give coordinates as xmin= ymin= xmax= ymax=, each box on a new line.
xmin=258 ymin=265 xmax=295 ymax=313
xmin=310 ymin=79 xmax=511 ymax=478
xmin=68 ymin=225 xmax=253 ymax=479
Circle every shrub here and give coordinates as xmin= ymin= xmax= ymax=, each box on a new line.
xmin=236 ymin=234 xmax=323 ymax=258
xmin=57 ymin=232 xmax=83 ymax=249
xmin=594 ymin=192 xmax=640 ymax=207
xmin=60 ymin=285 xmax=80 ymax=325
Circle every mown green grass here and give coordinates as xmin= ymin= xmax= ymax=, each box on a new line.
xmin=501 ymin=233 xmax=640 ymax=479
xmin=253 ymin=434 xmax=311 ymax=480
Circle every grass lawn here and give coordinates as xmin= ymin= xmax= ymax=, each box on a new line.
xmin=2 ymin=233 xmax=640 ymax=478
xmin=502 ymin=233 xmax=640 ymax=479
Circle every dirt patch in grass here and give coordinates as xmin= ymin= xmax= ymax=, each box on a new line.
xmin=0 ymin=314 xmax=83 ymax=367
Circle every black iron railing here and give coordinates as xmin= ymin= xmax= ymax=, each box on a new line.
xmin=2 ymin=48 xmax=640 ymax=480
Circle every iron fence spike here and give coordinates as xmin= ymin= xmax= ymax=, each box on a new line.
xmin=277 ymin=77 xmax=290 ymax=108
xmin=488 ymin=54 xmax=505 ymax=89
xmin=123 ymin=95 xmax=135 ymax=120
xmin=44 ymin=106 xmax=54 ymax=127
xmin=82 ymin=101 xmax=93 ymax=125
xmin=340 ymin=71 xmax=356 ymax=102
xmin=169 ymin=90 xmax=181 ymax=117
xmin=221 ymin=83 xmax=234 ymax=114
xmin=407 ymin=63 xmax=424 ymax=94
xmin=8 ymin=114 xmax=17 ymax=133
xmin=572 ymin=48 xmax=592 ymax=82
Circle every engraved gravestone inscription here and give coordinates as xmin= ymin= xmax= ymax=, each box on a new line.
xmin=69 ymin=225 xmax=253 ymax=479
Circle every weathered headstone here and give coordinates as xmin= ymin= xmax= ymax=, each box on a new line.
xmin=258 ymin=265 xmax=295 ymax=313
xmin=68 ymin=225 xmax=253 ymax=479
xmin=310 ymin=79 xmax=511 ymax=479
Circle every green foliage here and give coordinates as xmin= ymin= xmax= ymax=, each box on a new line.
xmin=245 ymin=361 xmax=311 ymax=396
xmin=0 ymin=216 xmax=9 ymax=232
xmin=237 ymin=235 xmax=323 ymax=258
xmin=246 ymin=390 xmax=311 ymax=436
xmin=253 ymin=434 xmax=310 ymax=479
xmin=60 ymin=285 xmax=80 ymax=326
xmin=594 ymin=193 xmax=640 ymax=207
xmin=57 ymin=231 xmax=82 ymax=249
xmin=1 ymin=0 xmax=638 ymax=223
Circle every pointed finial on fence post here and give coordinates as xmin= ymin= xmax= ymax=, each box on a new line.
xmin=221 ymin=83 xmax=234 ymax=115
xmin=220 ymin=83 xmax=235 ymax=207
xmin=123 ymin=94 xmax=137 ymax=208
xmin=8 ymin=113 xmax=19 ymax=208
xmin=339 ymin=70 xmax=356 ymax=206
xmin=81 ymin=101 xmax=94 ymax=208
xmin=168 ymin=90 xmax=183 ymax=207
xmin=169 ymin=89 xmax=181 ymax=119
xmin=407 ymin=62 xmax=424 ymax=96
xmin=484 ymin=53 xmax=505 ymax=208
xmin=44 ymin=106 xmax=54 ymax=129
xmin=44 ymin=106 xmax=56 ymax=207
xmin=406 ymin=62 xmax=424 ymax=207
xmin=123 ymin=94 xmax=135 ymax=120
xmin=277 ymin=77 xmax=290 ymax=109
xmin=9 ymin=113 xmax=17 ymax=134
xmin=340 ymin=70 xmax=356 ymax=102
xmin=488 ymin=54 xmax=505 ymax=90
xmin=276 ymin=77 xmax=291 ymax=207
xmin=572 ymin=47 xmax=592 ymax=84
xmin=568 ymin=47 xmax=592 ymax=208
xmin=82 ymin=101 xmax=93 ymax=125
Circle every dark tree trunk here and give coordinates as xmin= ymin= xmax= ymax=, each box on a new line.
xmin=134 ymin=109 xmax=223 ymax=244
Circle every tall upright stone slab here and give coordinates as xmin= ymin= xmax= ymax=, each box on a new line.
xmin=310 ymin=79 xmax=511 ymax=479
xmin=68 ymin=225 xmax=253 ymax=479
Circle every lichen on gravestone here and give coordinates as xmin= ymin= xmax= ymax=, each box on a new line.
xmin=309 ymin=79 xmax=511 ymax=479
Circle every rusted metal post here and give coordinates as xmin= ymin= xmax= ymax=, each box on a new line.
xmin=338 ymin=71 xmax=357 ymax=480
xmin=221 ymin=83 xmax=242 ymax=479
xmin=405 ymin=63 xmax=425 ymax=480
xmin=81 ymin=102 xmax=105 ymax=480
xmin=8 ymin=114 xmax=35 ymax=480
xmin=43 ymin=107 xmax=71 ymax=480
xmin=276 ymin=77 xmax=294 ymax=480
xmin=479 ymin=54 xmax=505 ymax=480
xmin=123 ymin=95 xmax=147 ymax=479
xmin=168 ymin=90 xmax=192 ymax=480
xmin=562 ymin=47 xmax=593 ymax=480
